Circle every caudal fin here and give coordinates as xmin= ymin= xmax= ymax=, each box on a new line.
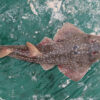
xmin=0 ymin=47 xmax=13 ymax=58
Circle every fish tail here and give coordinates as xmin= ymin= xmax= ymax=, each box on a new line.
xmin=0 ymin=46 xmax=14 ymax=58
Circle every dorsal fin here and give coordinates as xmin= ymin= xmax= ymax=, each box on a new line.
xmin=54 ymin=23 xmax=85 ymax=42
xmin=26 ymin=42 xmax=42 ymax=57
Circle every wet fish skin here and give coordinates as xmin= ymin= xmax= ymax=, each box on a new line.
xmin=0 ymin=23 xmax=100 ymax=81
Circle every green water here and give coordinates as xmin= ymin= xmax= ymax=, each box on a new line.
xmin=0 ymin=0 xmax=100 ymax=100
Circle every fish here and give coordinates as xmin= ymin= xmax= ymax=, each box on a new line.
xmin=0 ymin=22 xmax=100 ymax=81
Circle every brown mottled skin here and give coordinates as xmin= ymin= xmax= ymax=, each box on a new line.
xmin=0 ymin=23 xmax=100 ymax=81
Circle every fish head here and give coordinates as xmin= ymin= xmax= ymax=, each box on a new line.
xmin=89 ymin=35 xmax=100 ymax=61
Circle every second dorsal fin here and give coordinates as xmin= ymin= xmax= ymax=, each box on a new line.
xmin=26 ymin=42 xmax=42 ymax=57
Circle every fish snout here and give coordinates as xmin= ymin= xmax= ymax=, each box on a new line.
xmin=89 ymin=43 xmax=100 ymax=56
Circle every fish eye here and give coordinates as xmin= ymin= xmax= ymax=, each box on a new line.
xmin=90 ymin=39 xmax=96 ymax=43
xmin=92 ymin=51 xmax=98 ymax=55
xmin=56 ymin=39 xmax=64 ymax=42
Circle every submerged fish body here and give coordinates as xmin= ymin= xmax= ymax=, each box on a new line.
xmin=1 ymin=23 xmax=100 ymax=81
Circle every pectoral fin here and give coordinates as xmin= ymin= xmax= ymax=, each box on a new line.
xmin=58 ymin=65 xmax=89 ymax=81
xmin=54 ymin=23 xmax=85 ymax=42
xmin=26 ymin=42 xmax=42 ymax=57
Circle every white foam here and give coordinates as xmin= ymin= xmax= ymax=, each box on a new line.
xmin=10 ymin=34 xmax=14 ymax=39
xmin=30 ymin=3 xmax=38 ymax=15
xmin=22 ymin=16 xmax=29 ymax=19
xmin=46 ymin=0 xmax=65 ymax=22
xmin=94 ymin=27 xmax=99 ymax=32
xmin=90 ymin=32 xmax=96 ymax=35
xmin=32 ymin=95 xmax=37 ymax=100
xmin=32 ymin=75 xmax=37 ymax=81
xmin=70 ymin=97 xmax=84 ymax=100
xmin=83 ymin=85 xmax=88 ymax=91
xmin=32 ymin=94 xmax=55 ymax=100
xmin=8 ymin=76 xmax=12 ymax=79
xmin=46 ymin=0 xmax=62 ymax=12
xmin=0 ymin=97 xmax=5 ymax=100
xmin=59 ymin=79 xmax=70 ymax=88
xmin=35 ymin=31 xmax=39 ymax=34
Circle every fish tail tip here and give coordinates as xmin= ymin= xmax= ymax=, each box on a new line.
xmin=0 ymin=47 xmax=13 ymax=58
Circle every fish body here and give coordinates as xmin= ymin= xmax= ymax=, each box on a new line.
xmin=1 ymin=23 xmax=100 ymax=81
